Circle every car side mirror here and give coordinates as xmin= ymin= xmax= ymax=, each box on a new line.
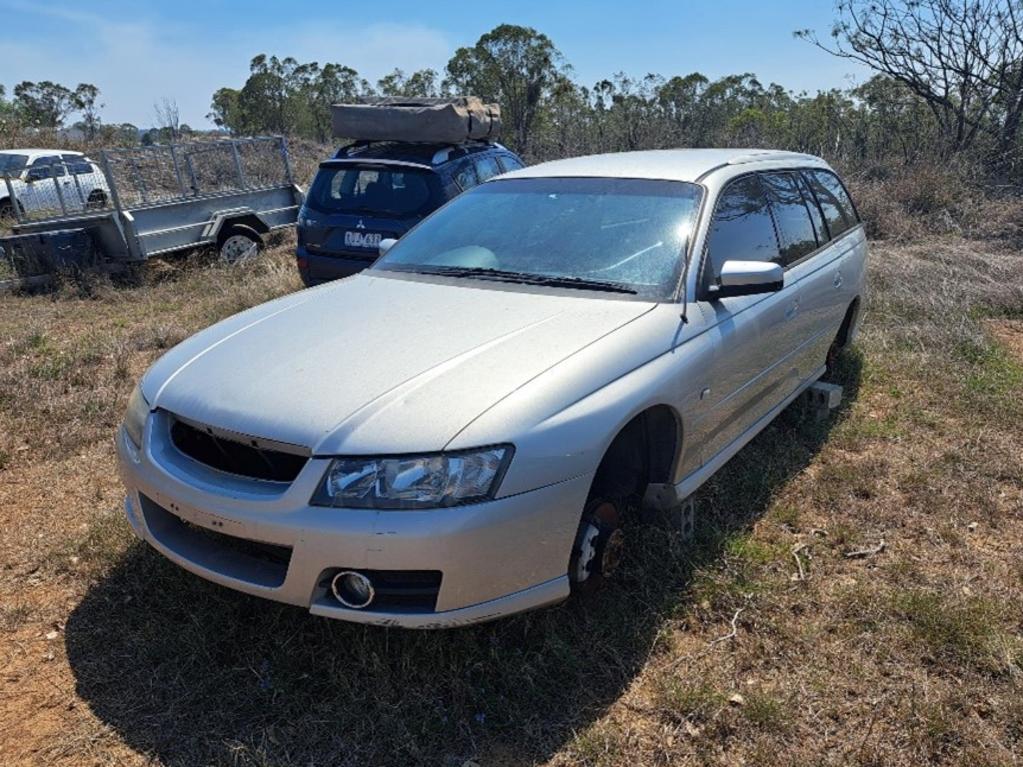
xmin=708 ymin=260 xmax=783 ymax=299
xmin=378 ymin=238 xmax=397 ymax=257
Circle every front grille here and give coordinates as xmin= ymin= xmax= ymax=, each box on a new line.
xmin=319 ymin=568 xmax=443 ymax=613
xmin=169 ymin=417 xmax=307 ymax=482
xmin=139 ymin=494 xmax=292 ymax=588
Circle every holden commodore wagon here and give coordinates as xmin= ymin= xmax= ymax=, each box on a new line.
xmin=117 ymin=148 xmax=866 ymax=628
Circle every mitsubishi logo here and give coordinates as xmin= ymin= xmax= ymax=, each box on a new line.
xmin=356 ymin=219 xmax=366 ymax=229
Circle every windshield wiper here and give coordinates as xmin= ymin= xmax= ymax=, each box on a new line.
xmin=409 ymin=265 xmax=637 ymax=294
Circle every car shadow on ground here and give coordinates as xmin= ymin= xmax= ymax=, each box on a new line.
xmin=64 ymin=354 xmax=862 ymax=767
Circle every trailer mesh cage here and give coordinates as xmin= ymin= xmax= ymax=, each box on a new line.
xmin=0 ymin=137 xmax=293 ymax=226
xmin=102 ymin=137 xmax=293 ymax=209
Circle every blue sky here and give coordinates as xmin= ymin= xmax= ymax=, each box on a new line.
xmin=0 ymin=0 xmax=869 ymax=127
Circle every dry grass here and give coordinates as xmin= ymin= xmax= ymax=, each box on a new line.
xmin=0 ymin=227 xmax=1021 ymax=766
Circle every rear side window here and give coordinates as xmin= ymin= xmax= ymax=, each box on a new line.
xmin=703 ymin=174 xmax=779 ymax=290
xmin=498 ymin=154 xmax=524 ymax=172
xmin=306 ymin=165 xmax=443 ymax=217
xmin=475 ymin=155 xmax=503 ymax=182
xmin=803 ymin=169 xmax=858 ymax=238
xmin=760 ymin=172 xmax=819 ymax=265
xmin=453 ymin=161 xmax=479 ymax=191
xmin=62 ymin=154 xmax=94 ymax=175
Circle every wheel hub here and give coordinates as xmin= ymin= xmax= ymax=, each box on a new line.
xmin=220 ymin=235 xmax=258 ymax=264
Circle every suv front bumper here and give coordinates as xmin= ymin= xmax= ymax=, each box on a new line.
xmin=116 ymin=421 xmax=587 ymax=628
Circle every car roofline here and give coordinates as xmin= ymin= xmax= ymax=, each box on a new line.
xmin=319 ymin=158 xmax=434 ymax=171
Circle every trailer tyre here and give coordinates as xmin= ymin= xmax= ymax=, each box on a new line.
xmin=218 ymin=225 xmax=263 ymax=264
xmin=0 ymin=198 xmax=14 ymax=226
xmin=86 ymin=190 xmax=108 ymax=211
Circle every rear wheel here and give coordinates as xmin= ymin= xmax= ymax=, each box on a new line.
xmin=218 ymin=225 xmax=263 ymax=264
xmin=569 ymin=496 xmax=626 ymax=594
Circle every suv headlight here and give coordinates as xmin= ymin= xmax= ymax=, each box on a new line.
xmin=122 ymin=384 xmax=150 ymax=450
xmin=311 ymin=446 xmax=513 ymax=509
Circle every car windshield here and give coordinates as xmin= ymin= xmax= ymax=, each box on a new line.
xmin=306 ymin=164 xmax=443 ymax=218
xmin=373 ymin=177 xmax=703 ymax=299
xmin=0 ymin=154 xmax=29 ymax=174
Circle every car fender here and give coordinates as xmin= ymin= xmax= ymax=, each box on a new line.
xmin=448 ymin=303 xmax=717 ymax=498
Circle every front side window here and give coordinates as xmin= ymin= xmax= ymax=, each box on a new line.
xmin=702 ymin=175 xmax=779 ymax=292
xmin=29 ymin=156 xmax=66 ymax=178
xmin=803 ymin=169 xmax=858 ymax=238
xmin=760 ymin=172 xmax=819 ymax=265
xmin=305 ymin=164 xmax=443 ymax=218
xmin=373 ymin=176 xmax=703 ymax=300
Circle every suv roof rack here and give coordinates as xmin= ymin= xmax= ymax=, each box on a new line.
xmin=333 ymin=139 xmax=506 ymax=167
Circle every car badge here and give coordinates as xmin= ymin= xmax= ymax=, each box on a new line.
xmin=356 ymin=219 xmax=366 ymax=229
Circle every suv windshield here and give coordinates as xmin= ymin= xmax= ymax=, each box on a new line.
xmin=373 ymin=177 xmax=703 ymax=299
xmin=0 ymin=154 xmax=29 ymax=174
xmin=307 ymin=164 xmax=443 ymax=218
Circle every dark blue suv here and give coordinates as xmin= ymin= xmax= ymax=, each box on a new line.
xmin=295 ymin=140 xmax=525 ymax=286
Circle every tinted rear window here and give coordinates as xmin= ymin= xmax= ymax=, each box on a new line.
xmin=307 ymin=165 xmax=443 ymax=217
xmin=804 ymin=169 xmax=858 ymax=238
xmin=760 ymin=171 xmax=819 ymax=265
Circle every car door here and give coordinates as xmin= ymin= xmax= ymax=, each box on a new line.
xmin=760 ymin=170 xmax=834 ymax=381
xmin=23 ymin=156 xmax=67 ymax=214
xmin=691 ymin=174 xmax=802 ymax=466
xmin=798 ymin=168 xmax=863 ymax=370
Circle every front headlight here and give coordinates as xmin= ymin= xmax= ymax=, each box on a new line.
xmin=122 ymin=384 xmax=150 ymax=450
xmin=311 ymin=446 xmax=513 ymax=509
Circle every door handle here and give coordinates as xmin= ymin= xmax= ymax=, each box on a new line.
xmin=833 ymin=272 xmax=843 ymax=288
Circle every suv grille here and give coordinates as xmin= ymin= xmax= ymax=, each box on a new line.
xmin=169 ymin=417 xmax=307 ymax=482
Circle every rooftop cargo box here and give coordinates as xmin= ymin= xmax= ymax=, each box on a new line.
xmin=331 ymin=97 xmax=502 ymax=144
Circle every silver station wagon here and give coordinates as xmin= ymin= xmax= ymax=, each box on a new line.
xmin=117 ymin=148 xmax=866 ymax=628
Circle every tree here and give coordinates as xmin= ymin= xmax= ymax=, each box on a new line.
xmin=154 ymin=97 xmax=181 ymax=141
xmin=74 ymin=83 xmax=103 ymax=139
xmin=445 ymin=24 xmax=569 ymax=153
xmin=305 ymin=63 xmax=371 ymax=142
xmin=377 ymin=68 xmax=441 ymax=98
xmin=13 ymin=80 xmax=78 ymax=127
xmin=797 ymin=0 xmax=1023 ymax=157
xmin=208 ymin=87 xmax=242 ymax=133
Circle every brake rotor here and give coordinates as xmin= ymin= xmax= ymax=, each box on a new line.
xmin=573 ymin=499 xmax=624 ymax=583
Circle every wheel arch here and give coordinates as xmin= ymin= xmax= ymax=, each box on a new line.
xmin=588 ymin=403 xmax=682 ymax=503
xmin=837 ymin=296 xmax=861 ymax=348
xmin=210 ymin=212 xmax=270 ymax=245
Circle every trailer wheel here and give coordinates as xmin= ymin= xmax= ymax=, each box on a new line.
xmin=86 ymin=190 xmax=108 ymax=211
xmin=0 ymin=198 xmax=14 ymax=226
xmin=218 ymin=225 xmax=263 ymax=264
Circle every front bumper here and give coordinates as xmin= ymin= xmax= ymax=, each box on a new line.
xmin=116 ymin=416 xmax=589 ymax=628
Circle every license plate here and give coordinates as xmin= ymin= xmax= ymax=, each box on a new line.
xmin=344 ymin=231 xmax=383 ymax=248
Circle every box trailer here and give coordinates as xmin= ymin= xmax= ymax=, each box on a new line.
xmin=0 ymin=136 xmax=304 ymax=290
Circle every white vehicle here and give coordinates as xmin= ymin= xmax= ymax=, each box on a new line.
xmin=0 ymin=149 xmax=110 ymax=219
xmin=117 ymin=148 xmax=866 ymax=628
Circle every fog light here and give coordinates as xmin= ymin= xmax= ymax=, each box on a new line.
xmin=331 ymin=570 xmax=374 ymax=609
